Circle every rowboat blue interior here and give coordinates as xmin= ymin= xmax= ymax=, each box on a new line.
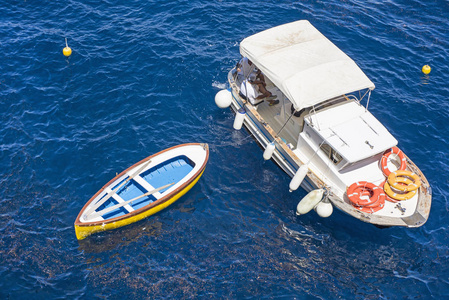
xmin=98 ymin=155 xmax=195 ymax=220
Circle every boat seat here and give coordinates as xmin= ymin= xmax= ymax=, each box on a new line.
xmin=133 ymin=175 xmax=162 ymax=198
xmin=103 ymin=187 xmax=135 ymax=214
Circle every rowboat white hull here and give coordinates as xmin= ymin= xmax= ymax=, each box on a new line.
xmin=74 ymin=143 xmax=209 ymax=240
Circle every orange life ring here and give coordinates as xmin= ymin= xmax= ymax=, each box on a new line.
xmin=380 ymin=147 xmax=406 ymax=177
xmin=347 ymin=181 xmax=385 ymax=213
xmin=356 ymin=202 xmax=385 ymax=214
xmin=387 ymin=170 xmax=421 ymax=192
xmin=380 ymin=180 xmax=397 ymax=203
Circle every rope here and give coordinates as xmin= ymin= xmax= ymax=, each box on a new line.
xmin=275 ymin=112 xmax=294 ymax=137
xmin=213 ymin=133 xmax=255 ymax=148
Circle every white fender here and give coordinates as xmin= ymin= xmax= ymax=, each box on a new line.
xmin=263 ymin=142 xmax=276 ymax=160
xmin=296 ymin=189 xmax=324 ymax=216
xmin=314 ymin=200 xmax=333 ymax=218
xmin=233 ymin=107 xmax=246 ymax=130
xmin=215 ymin=89 xmax=232 ymax=108
xmin=289 ymin=164 xmax=309 ymax=192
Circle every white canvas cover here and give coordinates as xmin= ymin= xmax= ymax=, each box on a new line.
xmin=240 ymin=20 xmax=375 ymax=110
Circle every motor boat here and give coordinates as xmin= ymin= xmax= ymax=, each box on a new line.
xmin=215 ymin=20 xmax=431 ymax=227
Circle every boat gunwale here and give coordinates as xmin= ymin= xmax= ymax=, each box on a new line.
xmin=74 ymin=143 xmax=209 ymax=227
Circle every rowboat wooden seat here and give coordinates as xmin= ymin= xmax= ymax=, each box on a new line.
xmin=110 ymin=191 xmax=135 ymax=213
xmin=133 ymin=175 xmax=161 ymax=198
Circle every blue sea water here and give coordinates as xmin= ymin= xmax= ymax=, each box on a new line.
xmin=0 ymin=0 xmax=448 ymax=298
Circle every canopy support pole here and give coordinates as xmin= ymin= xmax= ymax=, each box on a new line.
xmin=365 ymin=89 xmax=372 ymax=112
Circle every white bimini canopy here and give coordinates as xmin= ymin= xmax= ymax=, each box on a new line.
xmin=240 ymin=20 xmax=375 ymax=110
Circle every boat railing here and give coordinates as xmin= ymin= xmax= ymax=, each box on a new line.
xmin=345 ymin=89 xmax=372 ymax=111
xmin=228 ymin=68 xmax=239 ymax=91
xmin=345 ymin=94 xmax=359 ymax=103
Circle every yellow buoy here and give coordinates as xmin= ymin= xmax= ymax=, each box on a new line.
xmin=63 ymin=38 xmax=72 ymax=57
xmin=422 ymin=64 xmax=431 ymax=75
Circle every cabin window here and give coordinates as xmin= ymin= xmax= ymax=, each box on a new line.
xmin=320 ymin=144 xmax=343 ymax=165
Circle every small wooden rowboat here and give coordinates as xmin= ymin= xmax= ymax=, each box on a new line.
xmin=74 ymin=143 xmax=209 ymax=240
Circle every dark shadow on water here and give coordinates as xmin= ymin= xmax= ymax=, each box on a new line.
xmin=76 ymin=187 xmax=203 ymax=253
xmin=77 ymin=219 xmax=163 ymax=253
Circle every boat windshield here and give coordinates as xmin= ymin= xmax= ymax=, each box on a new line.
xmin=320 ymin=143 xmax=344 ymax=165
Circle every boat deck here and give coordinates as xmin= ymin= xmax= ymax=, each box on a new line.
xmin=255 ymin=90 xmax=301 ymax=150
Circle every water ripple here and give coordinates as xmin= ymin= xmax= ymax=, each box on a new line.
xmin=0 ymin=0 xmax=448 ymax=298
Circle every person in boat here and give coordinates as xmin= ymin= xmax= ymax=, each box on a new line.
xmin=291 ymin=104 xmax=305 ymax=117
xmin=239 ymin=73 xmax=279 ymax=106
xmin=236 ymin=57 xmax=254 ymax=82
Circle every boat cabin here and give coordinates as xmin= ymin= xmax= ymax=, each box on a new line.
xmin=302 ymin=99 xmax=398 ymax=171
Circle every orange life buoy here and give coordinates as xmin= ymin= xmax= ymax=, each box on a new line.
xmin=347 ymin=181 xmax=385 ymax=213
xmin=380 ymin=180 xmax=397 ymax=203
xmin=380 ymin=147 xmax=406 ymax=177
xmin=356 ymin=202 xmax=385 ymax=214
xmin=387 ymin=170 xmax=421 ymax=192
